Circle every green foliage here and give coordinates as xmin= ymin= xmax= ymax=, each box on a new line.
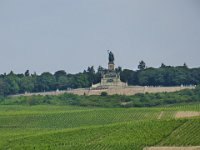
xmin=1 ymin=87 xmax=200 ymax=108
xmin=1 ymin=120 xmax=184 ymax=150
xmin=100 ymin=91 xmax=108 ymax=96
xmin=159 ymin=119 xmax=200 ymax=146
xmin=0 ymin=79 xmax=9 ymax=96
xmin=0 ymin=65 xmax=200 ymax=96
xmin=120 ymin=69 xmax=136 ymax=84
xmin=5 ymin=76 xmax=20 ymax=94
xmin=35 ymin=72 xmax=56 ymax=91
xmin=138 ymin=60 xmax=146 ymax=70
xmin=19 ymin=76 xmax=34 ymax=93
xmin=27 ymin=96 xmax=38 ymax=105
xmin=54 ymin=70 xmax=67 ymax=79
xmin=0 ymin=104 xmax=199 ymax=150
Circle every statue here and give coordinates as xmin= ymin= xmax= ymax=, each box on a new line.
xmin=108 ymin=50 xmax=114 ymax=63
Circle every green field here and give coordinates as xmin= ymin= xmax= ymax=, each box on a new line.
xmin=0 ymin=103 xmax=200 ymax=150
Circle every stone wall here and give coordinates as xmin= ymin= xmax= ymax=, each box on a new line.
xmin=65 ymin=86 xmax=195 ymax=96
xmin=14 ymin=86 xmax=195 ymax=97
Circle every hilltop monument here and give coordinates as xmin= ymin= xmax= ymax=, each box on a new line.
xmin=108 ymin=51 xmax=115 ymax=71
xmin=92 ymin=51 xmax=127 ymax=89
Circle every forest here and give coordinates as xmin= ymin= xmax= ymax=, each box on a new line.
xmin=0 ymin=62 xmax=200 ymax=96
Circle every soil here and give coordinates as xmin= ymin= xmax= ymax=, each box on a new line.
xmin=175 ymin=111 xmax=200 ymax=118
xmin=144 ymin=146 xmax=200 ymax=150
xmin=158 ymin=111 xmax=164 ymax=119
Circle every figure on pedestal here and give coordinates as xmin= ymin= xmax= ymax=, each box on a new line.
xmin=108 ymin=50 xmax=114 ymax=64
xmin=91 ymin=50 xmax=127 ymax=89
xmin=107 ymin=50 xmax=115 ymax=71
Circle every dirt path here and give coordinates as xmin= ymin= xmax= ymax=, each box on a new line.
xmin=175 ymin=111 xmax=200 ymax=118
xmin=158 ymin=111 xmax=164 ymax=119
xmin=144 ymin=146 xmax=200 ymax=150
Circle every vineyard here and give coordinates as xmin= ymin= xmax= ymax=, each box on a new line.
xmin=0 ymin=103 xmax=200 ymax=150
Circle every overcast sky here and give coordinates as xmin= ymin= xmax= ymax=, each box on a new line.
xmin=0 ymin=0 xmax=200 ymax=74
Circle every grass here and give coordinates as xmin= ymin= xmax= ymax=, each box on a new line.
xmin=0 ymin=103 xmax=200 ymax=150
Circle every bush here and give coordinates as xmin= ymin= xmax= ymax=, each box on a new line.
xmin=27 ymin=97 xmax=38 ymax=105
xmin=100 ymin=92 xmax=108 ymax=96
xmin=1 ymin=87 xmax=200 ymax=108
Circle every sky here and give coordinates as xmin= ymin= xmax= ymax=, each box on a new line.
xmin=0 ymin=0 xmax=200 ymax=74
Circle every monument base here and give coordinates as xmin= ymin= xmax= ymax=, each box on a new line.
xmin=91 ymin=71 xmax=127 ymax=89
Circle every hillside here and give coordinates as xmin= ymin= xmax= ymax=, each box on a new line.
xmin=0 ymin=103 xmax=200 ymax=150
xmin=4 ymin=85 xmax=200 ymax=108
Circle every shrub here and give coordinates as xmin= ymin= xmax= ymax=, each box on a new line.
xmin=27 ymin=97 xmax=37 ymax=105
xmin=100 ymin=92 xmax=108 ymax=96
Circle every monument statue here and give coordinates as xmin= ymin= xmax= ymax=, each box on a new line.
xmin=91 ymin=50 xmax=127 ymax=89
xmin=108 ymin=50 xmax=114 ymax=63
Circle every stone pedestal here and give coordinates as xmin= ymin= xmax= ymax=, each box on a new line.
xmin=108 ymin=62 xmax=114 ymax=71
xmin=92 ymin=70 xmax=127 ymax=89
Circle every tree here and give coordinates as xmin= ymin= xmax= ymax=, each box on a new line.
xmin=54 ymin=70 xmax=67 ymax=79
xmin=183 ymin=63 xmax=188 ymax=68
xmin=87 ymin=66 xmax=95 ymax=74
xmin=97 ymin=66 xmax=105 ymax=75
xmin=0 ymin=79 xmax=9 ymax=96
xmin=87 ymin=66 xmax=96 ymax=85
xmin=19 ymin=77 xmax=34 ymax=93
xmin=138 ymin=60 xmax=146 ymax=70
xmin=54 ymin=70 xmax=68 ymax=90
xmin=25 ymin=70 xmax=30 ymax=76
xmin=120 ymin=69 xmax=136 ymax=85
xmin=160 ymin=63 xmax=166 ymax=68
xmin=56 ymin=76 xmax=70 ymax=90
xmin=115 ymin=66 xmax=122 ymax=73
xmin=100 ymin=91 xmax=108 ymax=96
xmin=35 ymin=72 xmax=56 ymax=92
xmin=5 ymin=76 xmax=20 ymax=95
xmin=137 ymin=68 xmax=154 ymax=86
xmin=8 ymin=71 xmax=14 ymax=76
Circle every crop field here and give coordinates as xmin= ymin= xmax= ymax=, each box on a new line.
xmin=0 ymin=103 xmax=200 ymax=150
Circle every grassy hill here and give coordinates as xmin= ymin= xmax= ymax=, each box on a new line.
xmin=0 ymin=103 xmax=200 ymax=150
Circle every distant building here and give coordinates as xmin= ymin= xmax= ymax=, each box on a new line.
xmin=92 ymin=51 xmax=127 ymax=89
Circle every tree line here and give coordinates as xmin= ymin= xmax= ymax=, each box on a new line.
xmin=121 ymin=62 xmax=200 ymax=86
xmin=0 ymin=61 xmax=200 ymax=96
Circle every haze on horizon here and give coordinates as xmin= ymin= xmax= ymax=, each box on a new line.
xmin=0 ymin=0 xmax=200 ymax=75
